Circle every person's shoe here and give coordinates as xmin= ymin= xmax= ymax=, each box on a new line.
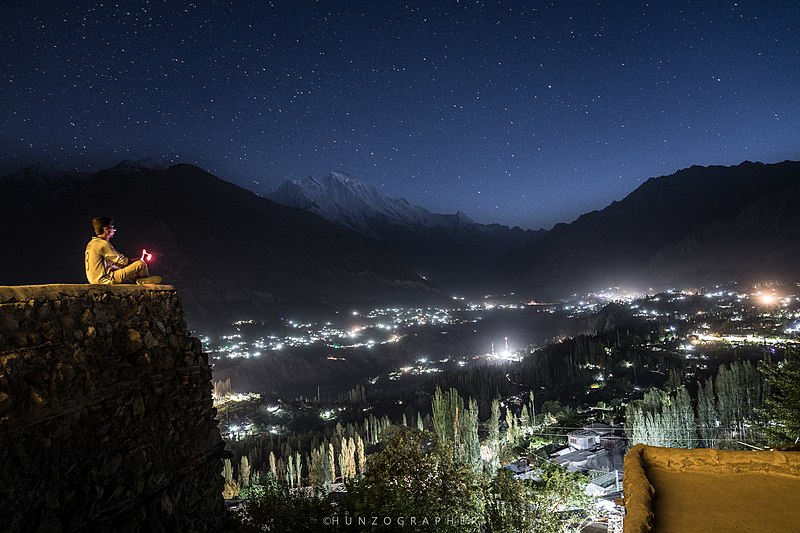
xmin=136 ymin=276 xmax=162 ymax=285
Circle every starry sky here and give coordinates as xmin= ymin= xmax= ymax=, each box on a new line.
xmin=1 ymin=1 xmax=798 ymax=229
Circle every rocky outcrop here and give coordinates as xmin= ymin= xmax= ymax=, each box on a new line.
xmin=0 ymin=284 xmax=230 ymax=532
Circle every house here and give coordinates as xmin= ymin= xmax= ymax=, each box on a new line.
xmin=504 ymin=458 xmax=536 ymax=478
xmin=569 ymin=430 xmax=600 ymax=450
xmin=567 ymin=423 xmax=617 ymax=451
xmin=551 ymin=424 xmax=626 ymax=472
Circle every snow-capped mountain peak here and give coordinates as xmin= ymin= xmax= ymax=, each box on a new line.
xmin=268 ymin=172 xmax=444 ymax=236
xmin=108 ymin=158 xmax=170 ymax=173
xmin=267 ymin=171 xmax=543 ymax=290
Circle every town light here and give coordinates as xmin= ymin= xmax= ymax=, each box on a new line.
xmin=759 ymin=293 xmax=778 ymax=306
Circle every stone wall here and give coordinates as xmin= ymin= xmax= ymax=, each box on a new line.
xmin=0 ymin=284 xmax=230 ymax=532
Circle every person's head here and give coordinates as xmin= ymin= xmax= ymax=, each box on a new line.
xmin=91 ymin=216 xmax=115 ymax=240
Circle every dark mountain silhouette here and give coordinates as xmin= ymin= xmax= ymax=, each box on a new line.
xmin=6 ymin=159 xmax=798 ymax=314
xmin=644 ymin=178 xmax=800 ymax=286
xmin=268 ymin=171 xmax=546 ymax=292
xmin=490 ymin=160 xmax=800 ymax=297
xmin=0 ymin=162 xmax=441 ymax=322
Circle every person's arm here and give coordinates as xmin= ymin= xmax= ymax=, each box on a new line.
xmin=101 ymin=241 xmax=130 ymax=268
xmin=130 ymin=249 xmax=150 ymax=262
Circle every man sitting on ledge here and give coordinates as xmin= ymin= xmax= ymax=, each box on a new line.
xmin=85 ymin=216 xmax=161 ymax=285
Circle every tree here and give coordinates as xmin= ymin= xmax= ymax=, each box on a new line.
xmin=327 ymin=442 xmax=336 ymax=484
xmin=338 ymin=437 xmax=357 ymax=481
xmin=213 ymin=377 xmax=232 ymax=401
xmin=222 ymin=458 xmax=240 ymax=499
xmin=527 ymin=462 xmax=593 ymax=532
xmin=432 ymin=386 xmax=464 ymax=449
xmin=355 ymin=434 xmax=366 ymax=476
xmin=484 ymin=464 xmax=592 ymax=533
xmin=716 ymin=360 xmax=766 ymax=444
xmin=484 ymin=469 xmax=534 ymax=533
xmin=238 ymin=474 xmax=333 ymax=533
xmin=309 ymin=442 xmax=333 ymax=492
xmin=761 ymin=357 xmax=800 ymax=446
xmin=294 ymin=451 xmax=303 ymax=488
xmin=286 ymin=455 xmax=296 ymax=489
xmin=223 ymin=457 xmax=233 ymax=483
xmin=239 ymin=455 xmax=251 ymax=487
xmin=341 ymin=427 xmax=484 ymax=532
xmin=697 ymin=378 xmax=718 ymax=447
xmin=431 ymin=387 xmax=481 ymax=468
xmin=625 ymin=386 xmax=695 ymax=448
xmin=268 ymin=451 xmax=278 ymax=480
xmin=462 ymin=398 xmax=481 ymax=471
xmin=487 ymin=398 xmax=501 ymax=472
xmin=505 ymin=408 xmax=519 ymax=446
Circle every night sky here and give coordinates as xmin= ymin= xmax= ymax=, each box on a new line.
xmin=1 ymin=1 xmax=798 ymax=229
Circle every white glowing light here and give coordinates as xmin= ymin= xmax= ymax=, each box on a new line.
xmin=759 ymin=293 xmax=778 ymax=305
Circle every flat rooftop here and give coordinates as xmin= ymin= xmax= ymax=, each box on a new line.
xmin=624 ymin=444 xmax=800 ymax=533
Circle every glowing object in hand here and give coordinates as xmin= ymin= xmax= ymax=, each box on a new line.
xmin=141 ymin=249 xmax=153 ymax=262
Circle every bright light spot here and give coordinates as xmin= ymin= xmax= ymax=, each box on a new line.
xmin=759 ymin=294 xmax=778 ymax=305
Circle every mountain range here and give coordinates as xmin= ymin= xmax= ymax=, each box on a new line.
xmin=2 ymin=158 xmax=799 ymax=320
xmin=268 ymin=172 xmax=545 ymax=290
xmin=489 ymin=160 xmax=800 ymax=296
xmin=0 ymin=162 xmax=441 ymax=324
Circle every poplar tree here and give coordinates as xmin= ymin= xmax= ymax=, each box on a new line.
xmin=294 ymin=451 xmax=303 ymax=488
xmin=716 ymin=360 xmax=766 ymax=442
xmin=222 ymin=458 xmax=240 ymax=499
xmin=432 ymin=386 xmax=464 ymax=449
xmin=327 ymin=442 xmax=336 ymax=486
xmin=223 ymin=458 xmax=234 ymax=484
xmin=239 ymin=455 xmax=251 ymax=487
xmin=697 ymin=378 xmax=718 ymax=447
xmin=309 ymin=445 xmax=325 ymax=490
xmin=463 ymin=398 xmax=481 ymax=471
xmin=286 ymin=455 xmax=295 ymax=489
xmin=269 ymin=451 xmax=278 ymax=480
xmin=505 ymin=409 xmax=518 ymax=445
xmin=520 ymin=405 xmax=530 ymax=432
xmin=761 ymin=357 xmax=800 ymax=446
xmin=355 ymin=434 xmax=366 ymax=476
xmin=625 ymin=386 xmax=695 ymax=448
xmin=488 ymin=398 xmax=501 ymax=471
xmin=338 ymin=437 xmax=357 ymax=481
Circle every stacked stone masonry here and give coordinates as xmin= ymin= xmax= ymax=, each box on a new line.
xmin=0 ymin=284 xmax=230 ymax=532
